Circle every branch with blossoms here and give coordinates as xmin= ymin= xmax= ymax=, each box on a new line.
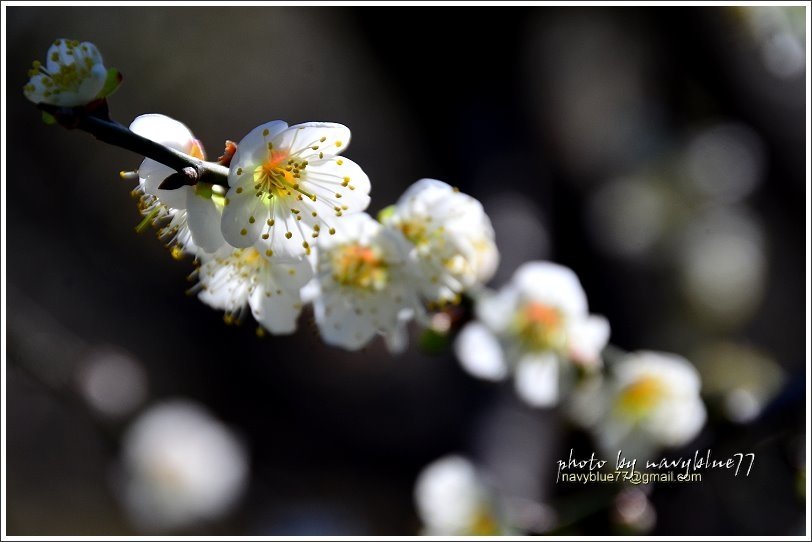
xmin=25 ymin=38 xmax=711 ymax=536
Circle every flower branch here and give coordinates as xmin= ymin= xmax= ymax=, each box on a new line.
xmin=39 ymin=103 xmax=230 ymax=188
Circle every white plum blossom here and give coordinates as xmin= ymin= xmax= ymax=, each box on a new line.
xmin=414 ymin=455 xmax=504 ymax=535
xmin=381 ymin=179 xmax=499 ymax=304
xmin=130 ymin=114 xmax=225 ymax=255
xmin=221 ymin=121 xmax=371 ymax=260
xmin=196 ymin=245 xmax=312 ymax=334
xmin=311 ymin=213 xmax=422 ymax=352
xmin=24 ymin=39 xmax=107 ymax=107
xmin=118 ymin=400 xmax=248 ymax=532
xmin=568 ymin=351 xmax=707 ymax=460
xmin=455 ymin=261 xmax=609 ymax=408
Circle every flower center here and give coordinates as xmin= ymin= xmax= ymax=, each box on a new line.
xmin=513 ymin=302 xmax=566 ymax=352
xmin=252 ymin=149 xmax=316 ymax=202
xmin=468 ymin=507 xmax=500 ymax=535
xmin=332 ymin=244 xmax=388 ymax=291
xmin=615 ymin=376 xmax=665 ymax=419
xmin=222 ymin=248 xmax=264 ymax=283
xmin=25 ymin=40 xmax=98 ymax=99
xmin=399 ymin=218 xmax=429 ymax=246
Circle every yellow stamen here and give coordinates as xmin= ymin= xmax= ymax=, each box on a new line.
xmin=331 ymin=244 xmax=388 ymax=291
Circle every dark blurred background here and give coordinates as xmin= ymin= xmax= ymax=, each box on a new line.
xmin=4 ymin=6 xmax=807 ymax=536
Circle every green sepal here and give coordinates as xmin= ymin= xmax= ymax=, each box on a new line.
xmin=195 ymin=182 xmax=214 ymax=200
xmin=418 ymin=328 xmax=450 ymax=355
xmin=97 ymin=67 xmax=123 ymax=99
xmin=377 ymin=204 xmax=396 ymax=223
xmin=41 ymin=111 xmax=57 ymax=125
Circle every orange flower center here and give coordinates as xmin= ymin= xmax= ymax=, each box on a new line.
xmin=513 ymin=302 xmax=566 ymax=352
xmin=332 ymin=244 xmax=388 ymax=291
xmin=615 ymin=376 xmax=665 ymax=419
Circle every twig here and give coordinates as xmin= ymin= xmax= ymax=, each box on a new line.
xmin=39 ymin=103 xmax=230 ymax=188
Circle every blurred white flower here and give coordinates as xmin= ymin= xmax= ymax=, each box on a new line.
xmin=221 ymin=121 xmax=370 ymax=260
xmin=741 ymin=6 xmax=806 ymax=79
xmin=455 ymin=262 xmax=609 ymax=407
xmin=569 ymin=351 xmax=707 ymax=459
xmin=414 ymin=455 xmax=503 ymax=535
xmin=118 ymin=400 xmax=248 ymax=532
xmin=129 ymin=114 xmax=226 ymax=255
xmin=24 ymin=39 xmax=107 ymax=107
xmin=312 ymin=213 xmax=422 ymax=352
xmin=196 ymin=246 xmax=312 ymax=334
xmin=682 ymin=123 xmax=765 ymax=205
xmin=612 ymin=487 xmax=656 ymax=533
xmin=381 ymin=179 xmax=498 ymax=304
xmin=76 ymin=347 xmax=147 ymax=419
xmin=677 ymin=207 xmax=766 ymax=328
xmin=586 ymin=175 xmax=670 ymax=259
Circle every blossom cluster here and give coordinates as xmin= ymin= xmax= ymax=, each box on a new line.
xmin=126 ymin=114 xmax=499 ymax=352
xmin=25 ymin=39 xmax=710 ymax=534
xmin=24 ymin=37 xmax=707 ymax=448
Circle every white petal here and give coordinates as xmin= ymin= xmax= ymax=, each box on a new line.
xmin=229 ymin=121 xmax=289 ymax=181
xmin=197 ymin=258 xmax=251 ymax=312
xmin=299 ymin=277 xmax=321 ymax=304
xmin=185 ymin=190 xmax=226 ymax=253
xmin=79 ymin=41 xmax=104 ymax=65
xmin=397 ymin=178 xmax=452 ymax=204
xmin=46 ymin=39 xmax=78 ymax=73
xmin=615 ymin=351 xmax=702 ymax=393
xmin=383 ymin=320 xmax=410 ymax=354
xmin=314 ymin=293 xmax=377 ymax=350
xmin=472 ymin=237 xmax=500 ymax=285
xmin=138 ymin=157 xmax=191 ymax=209
xmin=515 ymin=353 xmax=560 ymax=407
xmin=475 ymin=286 xmax=520 ymax=334
xmin=275 ymin=122 xmax=352 ymax=157
xmin=267 ymin=257 xmax=314 ymax=293
xmin=220 ymin=180 xmax=268 ymax=248
xmin=454 ymin=323 xmax=508 ymax=381
xmin=567 ymin=314 xmax=610 ymax=368
xmin=302 ymin=155 xmax=371 ymax=217
xmin=414 ymin=455 xmax=484 ymax=535
xmin=24 ymin=73 xmax=49 ymax=104
xmin=74 ymin=63 xmax=107 ymax=102
xmin=129 ymin=114 xmax=196 ymax=151
xmin=249 ymin=287 xmax=301 ymax=335
xmin=513 ymin=262 xmax=589 ymax=318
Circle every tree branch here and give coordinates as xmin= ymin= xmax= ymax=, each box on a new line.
xmin=40 ymin=104 xmax=230 ymax=188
